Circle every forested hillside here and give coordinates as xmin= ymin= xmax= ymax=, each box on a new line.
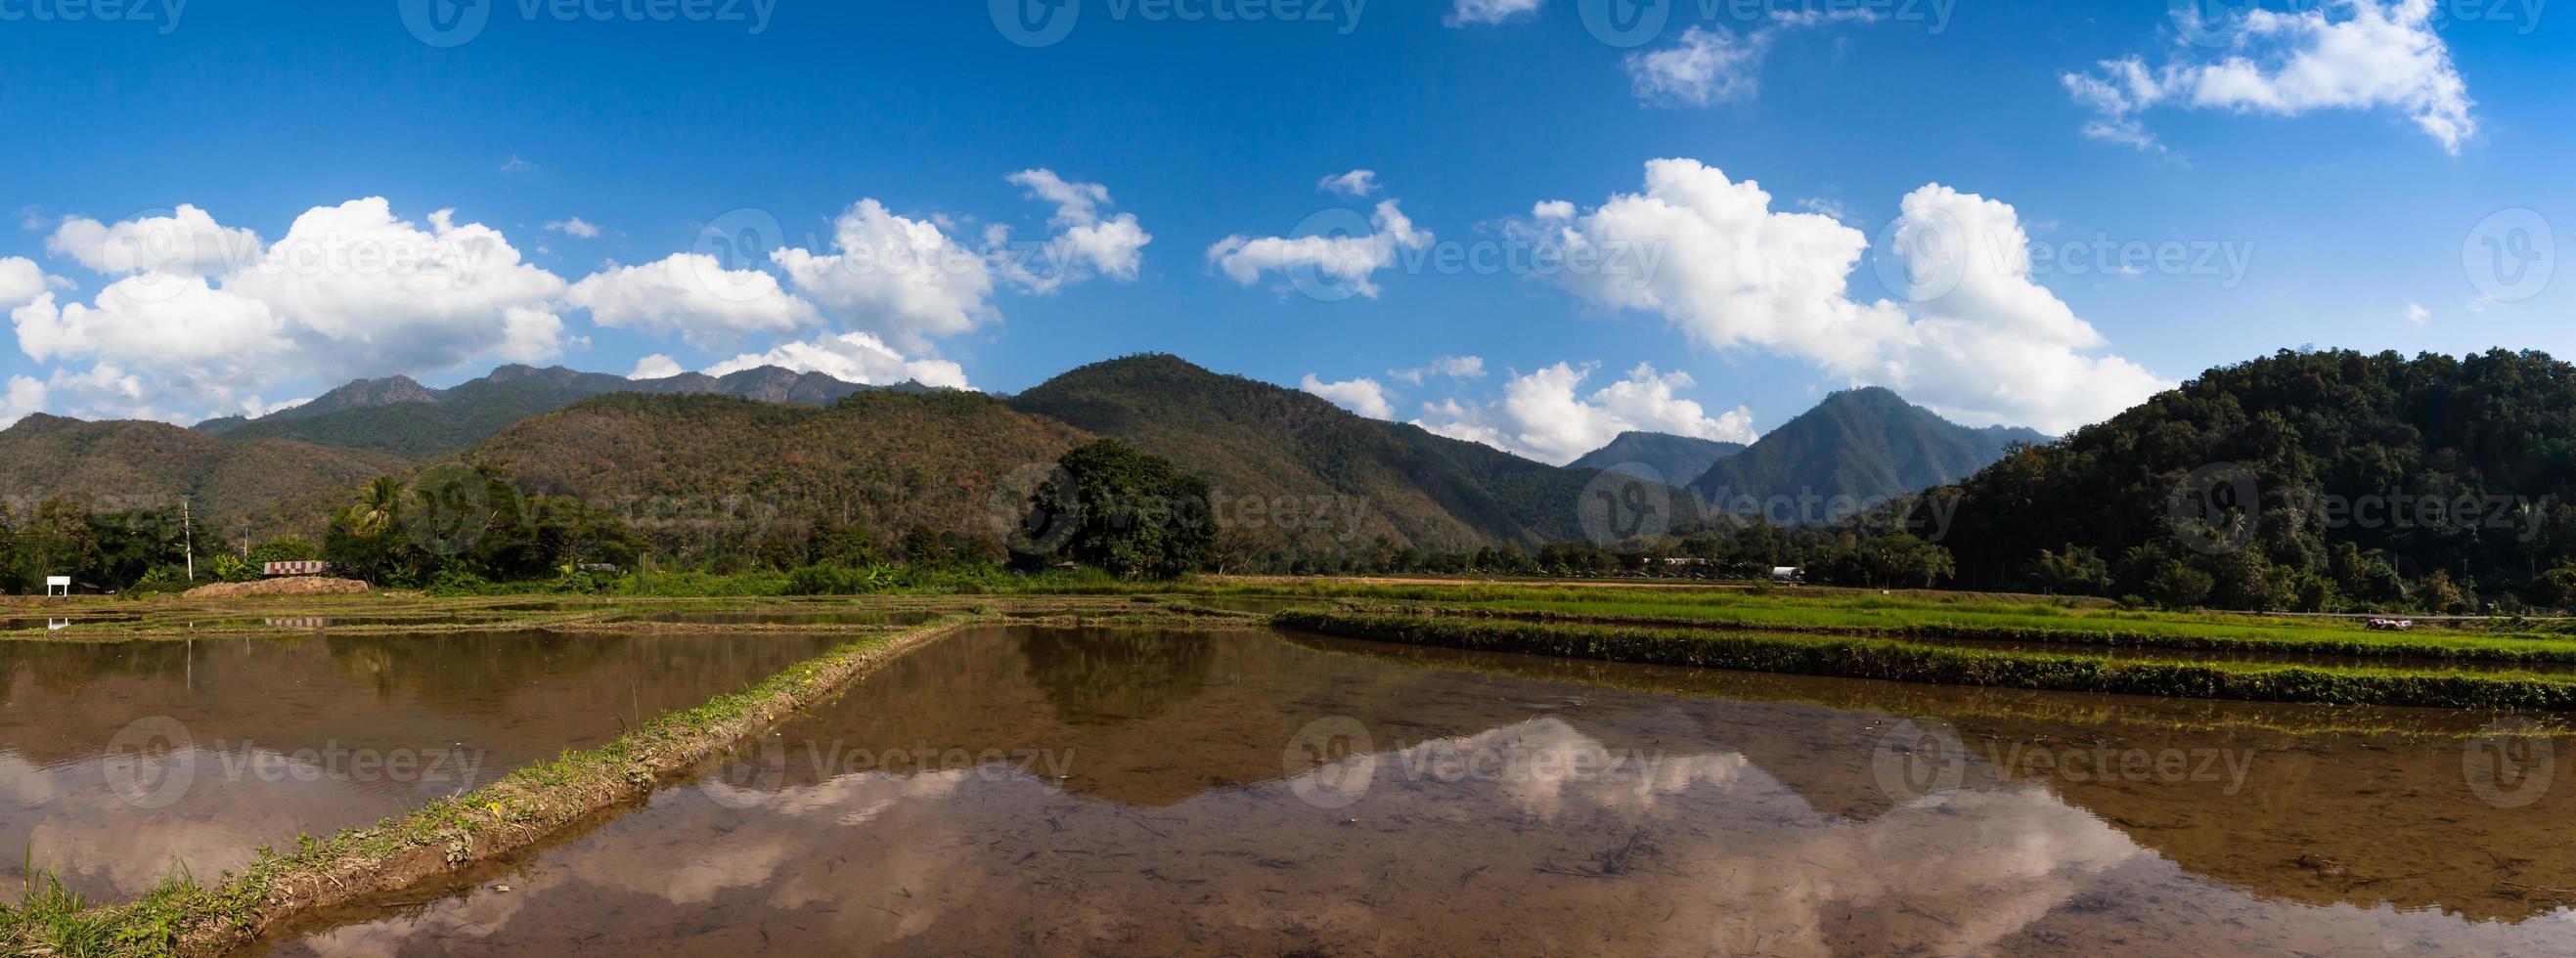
xmin=458 ymin=390 xmax=1091 ymax=564
xmin=0 ymin=414 xmax=403 ymax=540
xmin=1567 ymin=431 xmax=1746 ymax=483
xmin=1926 ymin=349 xmax=2576 ymax=610
xmin=199 ymin=364 xmax=892 ymax=457
xmin=1692 ymin=387 xmax=2047 ymax=520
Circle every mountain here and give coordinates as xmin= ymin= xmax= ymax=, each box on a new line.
xmin=0 ymin=414 xmax=405 ymax=539
xmin=457 ymin=390 xmax=1091 ymax=556
xmin=1928 ymin=349 xmax=2576 ymax=608
xmin=196 ymin=364 xmax=906 ymax=457
xmin=1689 ymin=387 xmax=2049 ymax=520
xmin=1568 ymin=432 xmax=1746 ymax=484
xmin=1009 ymin=355 xmax=1695 ymax=550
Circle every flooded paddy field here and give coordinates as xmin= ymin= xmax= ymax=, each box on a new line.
xmin=252 ymin=625 xmax=2576 ymax=956
xmin=0 ymin=631 xmax=844 ymax=902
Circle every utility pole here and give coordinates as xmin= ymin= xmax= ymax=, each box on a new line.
xmin=182 ymin=497 xmax=195 ymax=581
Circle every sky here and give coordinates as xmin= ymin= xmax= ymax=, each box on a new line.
xmin=1 ymin=0 xmax=2570 ymax=463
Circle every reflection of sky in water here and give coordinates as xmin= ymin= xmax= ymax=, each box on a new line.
xmin=0 ymin=632 xmax=841 ymax=902
xmin=269 ymin=698 xmax=2576 ymax=956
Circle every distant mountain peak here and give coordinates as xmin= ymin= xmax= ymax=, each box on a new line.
xmin=1689 ymin=386 xmax=2047 ymax=521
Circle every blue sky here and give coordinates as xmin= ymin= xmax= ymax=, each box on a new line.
xmin=1 ymin=0 xmax=2569 ymax=462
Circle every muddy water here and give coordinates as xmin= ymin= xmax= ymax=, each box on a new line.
xmin=257 ymin=627 xmax=2576 ymax=956
xmin=0 ymin=631 xmax=842 ymax=902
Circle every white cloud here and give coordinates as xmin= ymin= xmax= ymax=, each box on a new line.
xmin=1208 ymin=199 xmax=1432 ymax=298
xmin=546 ymin=217 xmax=601 ymax=239
xmin=1516 ymin=159 xmax=2170 ymax=434
xmin=0 ymin=257 xmax=48 ymax=308
xmin=1318 ymin=170 xmax=1381 ymax=197
xmin=629 ymin=354 xmax=686 ymax=380
xmin=2406 ymin=301 xmax=2431 ymax=325
xmin=1298 ymin=373 xmax=1396 ymax=419
xmin=1444 ymin=0 xmax=1540 ymax=26
xmin=2062 ymin=0 xmax=2474 ymax=153
xmin=772 ymin=199 xmax=999 ymax=353
xmin=499 ymin=155 xmax=537 ymax=174
xmin=1390 ymin=355 xmax=1487 ymax=385
xmin=997 ymin=169 xmax=1152 ymax=292
xmin=704 ymin=330 xmax=971 ymax=390
xmin=45 ymin=204 xmax=260 ymax=277
xmin=0 ymin=374 xmax=46 ymax=428
xmin=13 ymin=198 xmax=571 ymax=420
xmin=566 ymin=252 xmax=821 ymax=349
xmin=1413 ymin=362 xmax=1758 ymax=465
xmin=1628 ymin=26 xmax=1773 ymax=107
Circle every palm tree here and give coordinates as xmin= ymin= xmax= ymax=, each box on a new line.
xmin=343 ymin=476 xmax=405 ymax=536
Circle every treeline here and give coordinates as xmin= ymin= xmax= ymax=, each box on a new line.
xmin=1907 ymin=349 xmax=2576 ymax=613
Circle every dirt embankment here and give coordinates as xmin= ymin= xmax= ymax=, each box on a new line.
xmin=181 ymin=577 xmax=372 ymax=599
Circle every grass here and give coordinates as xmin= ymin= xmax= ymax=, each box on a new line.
xmin=1276 ymin=611 xmax=2576 ymax=712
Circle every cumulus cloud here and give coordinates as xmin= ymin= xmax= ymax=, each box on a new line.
xmin=2062 ymin=0 xmax=2474 ymax=153
xmin=1318 ymin=169 xmax=1381 ymax=197
xmin=629 ymin=354 xmax=686 ymax=380
xmin=1444 ymin=0 xmax=1540 ymax=25
xmin=0 ymin=374 xmax=46 ymax=428
xmin=1208 ymin=199 xmax=1432 ymax=299
xmin=1413 ymin=362 xmax=1758 ymax=465
xmin=45 ymin=204 xmax=260 ymax=277
xmin=14 ymin=198 xmax=571 ymax=420
xmin=772 ymin=199 xmax=998 ymax=353
xmin=566 ymin=252 xmax=821 ymax=348
xmin=1298 ymin=373 xmax=1396 ymax=419
xmin=2406 ymin=302 xmax=2431 ymax=325
xmin=704 ymin=330 xmax=971 ymax=390
xmin=1516 ymin=159 xmax=2170 ymax=434
xmin=545 ymin=217 xmax=601 ymax=239
xmin=996 ymin=169 xmax=1152 ymax=293
xmin=0 ymin=257 xmax=48 ymax=309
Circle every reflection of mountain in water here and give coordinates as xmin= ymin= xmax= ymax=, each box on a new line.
xmin=1017 ymin=628 xmax=1216 ymax=726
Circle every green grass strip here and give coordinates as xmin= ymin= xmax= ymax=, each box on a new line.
xmin=1276 ymin=611 xmax=2576 ymax=712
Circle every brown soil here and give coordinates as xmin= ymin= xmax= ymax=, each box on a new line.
xmin=182 ymin=577 xmax=373 ymax=599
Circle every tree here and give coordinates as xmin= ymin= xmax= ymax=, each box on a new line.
xmin=2024 ymin=544 xmax=2110 ymax=595
xmin=1038 ymin=440 xmax=1216 ymax=580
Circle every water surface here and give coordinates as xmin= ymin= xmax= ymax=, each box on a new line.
xmin=0 ymin=631 xmax=841 ymax=901
xmin=256 ymin=626 xmax=2576 ymax=955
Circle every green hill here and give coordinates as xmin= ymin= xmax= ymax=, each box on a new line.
xmin=199 ymin=364 xmax=899 ymax=458
xmin=1690 ymin=387 xmax=2048 ymax=521
xmin=457 ymin=390 xmax=1092 ymax=559
xmin=1009 ymin=354 xmax=1695 ymax=551
xmin=0 ymin=414 xmax=405 ymax=540
xmin=1567 ymin=431 xmax=1746 ymax=485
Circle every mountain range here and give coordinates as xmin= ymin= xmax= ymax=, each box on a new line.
xmin=0 ymin=356 xmax=2039 ymax=551
xmin=1683 ymin=387 xmax=2052 ymax=516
